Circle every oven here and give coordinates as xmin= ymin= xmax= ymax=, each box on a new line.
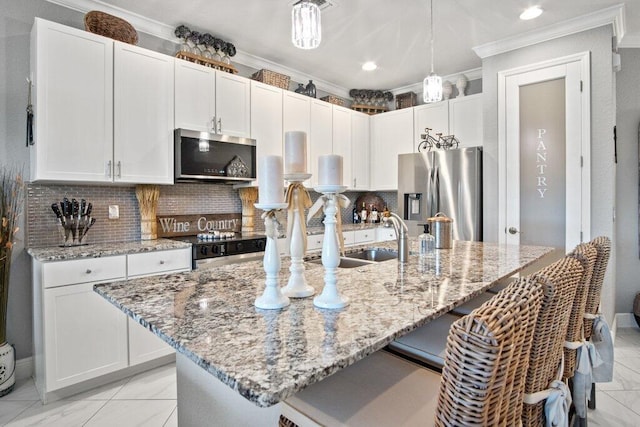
xmin=171 ymin=233 xmax=266 ymax=269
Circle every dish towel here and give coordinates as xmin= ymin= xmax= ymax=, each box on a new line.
xmin=591 ymin=315 xmax=614 ymax=382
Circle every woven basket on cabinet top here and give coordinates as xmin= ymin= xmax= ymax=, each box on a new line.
xmin=84 ymin=10 xmax=138 ymax=45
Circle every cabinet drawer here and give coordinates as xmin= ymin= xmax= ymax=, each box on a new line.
xmin=128 ymin=248 xmax=191 ymax=278
xmin=341 ymin=231 xmax=355 ymax=246
xmin=307 ymin=234 xmax=324 ymax=251
xmin=376 ymin=228 xmax=397 ymax=242
xmin=354 ymin=229 xmax=375 ymax=244
xmin=42 ymin=256 xmax=126 ymax=289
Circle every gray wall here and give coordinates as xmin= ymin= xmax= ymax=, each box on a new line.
xmin=615 ymin=48 xmax=640 ymax=314
xmin=481 ymin=25 xmax=617 ymax=322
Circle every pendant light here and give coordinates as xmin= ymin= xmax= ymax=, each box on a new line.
xmin=292 ymin=0 xmax=322 ymax=49
xmin=423 ymin=0 xmax=442 ymax=103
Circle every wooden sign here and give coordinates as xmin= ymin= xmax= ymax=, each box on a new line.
xmin=156 ymin=213 xmax=242 ymax=237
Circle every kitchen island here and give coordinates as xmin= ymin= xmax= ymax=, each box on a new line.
xmin=94 ymin=240 xmax=553 ymax=426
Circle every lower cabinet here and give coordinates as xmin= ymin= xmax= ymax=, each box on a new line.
xmin=376 ymin=227 xmax=397 ymax=242
xmin=32 ymin=247 xmax=190 ymax=401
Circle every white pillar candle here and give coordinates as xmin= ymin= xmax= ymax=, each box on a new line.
xmin=318 ymin=154 xmax=343 ymax=186
xmin=258 ymin=155 xmax=284 ymax=204
xmin=284 ymin=131 xmax=307 ymax=174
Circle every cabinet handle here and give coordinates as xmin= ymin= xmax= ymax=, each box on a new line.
xmin=217 ymin=118 xmax=222 ymax=133
xmin=106 ymin=161 xmax=112 ymax=178
xmin=85 ymin=269 xmax=92 ymax=274
xmin=353 ymin=178 xmax=356 ymax=188
xmin=116 ymin=161 xmax=122 ymax=178
xmin=211 ymin=116 xmax=217 ymax=132
xmin=159 ymin=260 xmax=165 ymax=265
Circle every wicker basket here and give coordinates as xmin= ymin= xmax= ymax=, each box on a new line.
xmin=320 ymin=95 xmax=345 ymax=106
xmin=396 ymin=92 xmax=417 ymax=110
xmin=251 ymin=69 xmax=290 ymax=90
xmin=84 ymin=10 xmax=138 ymax=45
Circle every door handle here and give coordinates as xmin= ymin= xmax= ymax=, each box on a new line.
xmin=116 ymin=161 xmax=122 ymax=178
xmin=217 ymin=118 xmax=222 ymax=133
xmin=508 ymin=227 xmax=522 ymax=235
xmin=106 ymin=160 xmax=112 ymax=178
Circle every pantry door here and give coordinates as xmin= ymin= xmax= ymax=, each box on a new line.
xmin=498 ymin=52 xmax=590 ymax=250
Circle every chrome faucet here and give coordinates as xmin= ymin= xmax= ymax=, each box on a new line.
xmin=384 ymin=213 xmax=409 ymax=263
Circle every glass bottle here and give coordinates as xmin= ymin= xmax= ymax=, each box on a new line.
xmin=352 ymin=207 xmax=360 ymax=224
xmin=360 ymin=202 xmax=368 ymax=223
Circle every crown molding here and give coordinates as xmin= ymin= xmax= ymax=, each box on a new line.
xmin=473 ymin=4 xmax=626 ymax=59
xmin=390 ymin=67 xmax=483 ymax=95
xmin=619 ymin=33 xmax=640 ymax=48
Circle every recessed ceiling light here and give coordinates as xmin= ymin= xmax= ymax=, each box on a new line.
xmin=520 ymin=6 xmax=543 ymax=20
xmin=362 ymin=61 xmax=377 ymax=71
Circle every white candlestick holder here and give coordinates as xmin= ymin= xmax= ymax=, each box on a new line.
xmin=313 ymin=185 xmax=349 ymax=309
xmin=282 ymin=174 xmax=315 ymax=298
xmin=254 ymin=203 xmax=290 ymax=310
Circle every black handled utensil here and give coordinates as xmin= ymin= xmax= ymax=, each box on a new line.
xmin=51 ymin=203 xmax=64 ymax=224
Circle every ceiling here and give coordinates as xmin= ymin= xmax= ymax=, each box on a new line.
xmin=54 ymin=0 xmax=639 ymax=93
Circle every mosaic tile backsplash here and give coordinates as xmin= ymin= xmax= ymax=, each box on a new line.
xmin=27 ymin=182 xmax=398 ymax=248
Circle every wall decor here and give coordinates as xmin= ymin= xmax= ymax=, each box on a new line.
xmin=174 ymin=25 xmax=237 ymax=74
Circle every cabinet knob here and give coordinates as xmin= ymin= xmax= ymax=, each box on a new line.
xmin=85 ymin=269 xmax=92 ymax=274
xmin=159 ymin=260 xmax=165 ymax=265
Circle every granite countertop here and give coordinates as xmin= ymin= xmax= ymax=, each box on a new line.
xmin=27 ymin=238 xmax=192 ymax=262
xmin=306 ymin=222 xmax=386 ymax=235
xmin=94 ymin=240 xmax=553 ymax=408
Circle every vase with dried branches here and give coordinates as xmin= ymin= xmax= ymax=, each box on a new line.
xmin=136 ymin=185 xmax=160 ymax=240
xmin=0 ymin=166 xmax=24 ymax=397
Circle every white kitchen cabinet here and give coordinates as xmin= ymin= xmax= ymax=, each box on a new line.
xmin=370 ymin=108 xmax=414 ymax=190
xmin=354 ymin=228 xmax=375 ymax=244
xmin=350 ymin=111 xmax=370 ymax=190
xmin=33 ymin=247 xmax=189 ymax=402
xmin=251 ymin=81 xmax=284 ymax=161
xmin=174 ymin=60 xmax=216 ymax=132
xmin=448 ymin=93 xmax=483 ymax=147
xmin=309 ymin=100 xmax=333 ymax=187
xmin=37 ymin=255 xmax=128 ymax=393
xmin=114 ymin=42 xmax=174 ymax=184
xmin=332 ymin=105 xmax=352 ymax=188
xmin=174 ymin=59 xmax=250 ymax=138
xmin=216 ymin=72 xmax=251 ymax=137
xmin=376 ymin=227 xmax=397 ymax=242
xmin=30 ymin=18 xmax=113 ymax=183
xmin=413 ymin=102 xmax=449 ymax=151
xmin=307 ymin=234 xmax=324 ymax=251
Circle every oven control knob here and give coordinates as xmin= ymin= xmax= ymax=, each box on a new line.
xmin=257 ymin=240 xmax=265 ymax=250
xmin=200 ymin=246 xmax=208 ymax=256
xmin=236 ymin=242 xmax=244 ymax=251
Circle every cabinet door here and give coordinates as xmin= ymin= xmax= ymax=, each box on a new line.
xmin=175 ymin=59 xmax=216 ymax=132
xmin=448 ymin=93 xmax=483 ymax=147
xmin=283 ymin=91 xmax=311 ymax=185
xmin=127 ymin=248 xmax=191 ymax=278
xmin=413 ymin=102 xmax=449 ymax=151
xmin=307 ymin=234 xmax=324 ymax=251
xmin=43 ymin=282 xmax=128 ymax=390
xmin=128 ymin=318 xmax=174 ymax=366
xmin=332 ymin=106 xmax=352 ymax=188
xmin=251 ymin=81 xmax=284 ymax=161
xmin=114 ymin=42 xmax=174 ymax=184
xmin=31 ymin=18 xmax=113 ymax=182
xmin=351 ymin=111 xmax=370 ymax=190
xmin=370 ymin=109 xmax=414 ymax=190
xmin=309 ymin=100 xmax=333 ymax=187
xmin=215 ymin=72 xmax=251 ymax=137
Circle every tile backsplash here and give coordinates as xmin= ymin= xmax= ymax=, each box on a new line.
xmin=27 ymin=182 xmax=397 ymax=248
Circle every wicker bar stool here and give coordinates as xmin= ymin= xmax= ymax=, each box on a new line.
xmin=521 ymin=256 xmax=583 ymax=427
xmin=582 ymin=236 xmax=612 ymax=411
xmin=280 ymin=277 xmax=543 ymax=427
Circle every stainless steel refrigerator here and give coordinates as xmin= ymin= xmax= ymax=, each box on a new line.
xmin=398 ymin=147 xmax=482 ymax=239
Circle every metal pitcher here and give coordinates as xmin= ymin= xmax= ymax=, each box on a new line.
xmin=427 ymin=212 xmax=453 ymax=249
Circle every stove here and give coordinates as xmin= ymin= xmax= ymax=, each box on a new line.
xmin=171 ymin=233 xmax=267 ymax=269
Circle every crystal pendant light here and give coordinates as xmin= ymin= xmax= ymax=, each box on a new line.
xmin=423 ymin=0 xmax=442 ymax=103
xmin=292 ymin=0 xmax=321 ymax=49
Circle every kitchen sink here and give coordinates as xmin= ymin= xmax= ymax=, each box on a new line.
xmin=344 ymin=249 xmax=398 ymax=262
xmin=306 ymin=249 xmax=398 ymax=269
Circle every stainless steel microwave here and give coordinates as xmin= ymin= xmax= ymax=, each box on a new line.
xmin=174 ymin=129 xmax=256 ymax=183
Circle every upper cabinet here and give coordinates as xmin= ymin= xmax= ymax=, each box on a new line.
xmin=413 ymin=102 xmax=449 ymax=151
xmin=30 ymin=19 xmax=174 ymax=184
xmin=370 ymin=108 xmax=414 ymax=191
xmin=30 ymin=18 xmax=113 ymax=183
xmin=448 ymin=93 xmax=483 ymax=147
xmin=174 ymin=59 xmax=250 ymax=138
xmin=350 ymin=111 xmax=370 ymax=190
xmin=250 ymin=81 xmax=283 ymax=160
xmin=114 ymin=42 xmax=174 ymax=184
xmin=331 ymin=105 xmax=352 ymax=188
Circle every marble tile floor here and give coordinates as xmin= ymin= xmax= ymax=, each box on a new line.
xmin=1 ymin=328 xmax=639 ymax=426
